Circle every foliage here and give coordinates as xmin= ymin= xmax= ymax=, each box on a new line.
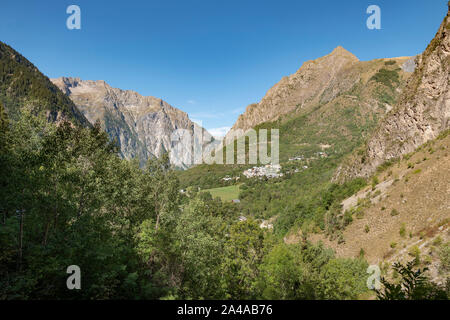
xmin=370 ymin=68 xmax=400 ymax=90
xmin=439 ymin=241 xmax=450 ymax=273
xmin=0 ymin=41 xmax=89 ymax=126
xmin=376 ymin=261 xmax=448 ymax=300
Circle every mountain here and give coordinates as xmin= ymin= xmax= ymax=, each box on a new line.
xmin=289 ymin=130 xmax=449 ymax=285
xmin=223 ymin=46 xmax=416 ymax=165
xmin=0 ymin=41 xmax=90 ymax=127
xmin=227 ymin=46 xmax=359 ymax=139
xmin=334 ymin=6 xmax=450 ymax=181
xmin=281 ymin=5 xmax=450 ymax=283
xmin=52 ymin=77 xmax=213 ymax=168
xmin=226 ymin=46 xmax=415 ymax=146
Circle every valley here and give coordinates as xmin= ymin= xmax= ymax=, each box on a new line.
xmin=0 ymin=2 xmax=449 ymax=301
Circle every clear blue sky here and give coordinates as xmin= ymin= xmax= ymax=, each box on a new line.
xmin=0 ymin=0 xmax=447 ymax=136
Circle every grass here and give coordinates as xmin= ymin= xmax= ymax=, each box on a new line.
xmin=202 ymin=184 xmax=241 ymax=202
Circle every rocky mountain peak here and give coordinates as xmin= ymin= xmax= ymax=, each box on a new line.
xmin=328 ymin=46 xmax=359 ymax=61
xmin=52 ymin=77 xmax=212 ymax=168
xmin=225 ymin=46 xmax=364 ymax=141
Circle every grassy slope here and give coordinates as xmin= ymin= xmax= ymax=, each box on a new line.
xmin=202 ymin=184 xmax=241 ymax=202
xmin=177 ymin=58 xmax=410 ymax=188
xmin=304 ymin=131 xmax=449 ymax=279
xmin=178 ymin=58 xmax=413 ymax=239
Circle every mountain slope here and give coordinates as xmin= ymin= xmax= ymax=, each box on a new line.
xmin=181 ymin=50 xmax=414 ymax=190
xmin=223 ymin=46 xmax=414 ymax=164
xmin=303 ymin=131 xmax=449 ymax=285
xmin=52 ymin=77 xmax=213 ymax=167
xmin=334 ymin=7 xmax=450 ymax=181
xmin=0 ymin=41 xmax=90 ymax=127
xmin=227 ymin=46 xmax=360 ymax=139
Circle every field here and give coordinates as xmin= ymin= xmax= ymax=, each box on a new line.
xmin=202 ymin=184 xmax=241 ymax=202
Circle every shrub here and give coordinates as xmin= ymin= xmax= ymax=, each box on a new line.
xmin=364 ymin=225 xmax=370 ymax=233
xmin=433 ymin=236 xmax=443 ymax=246
xmin=399 ymin=224 xmax=406 ymax=237
xmin=391 ymin=209 xmax=399 ymax=217
xmin=370 ymin=68 xmax=400 ymax=89
xmin=359 ymin=248 xmax=365 ymax=258
xmin=408 ymin=245 xmax=421 ymax=265
xmin=376 ymin=260 xmax=448 ymax=300
xmin=371 ymin=176 xmax=379 ymax=190
xmin=439 ymin=242 xmax=450 ymax=273
xmin=343 ymin=211 xmax=353 ymax=226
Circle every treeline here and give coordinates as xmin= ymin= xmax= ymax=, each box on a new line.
xmin=0 ymin=103 xmax=373 ymax=300
xmin=0 ymin=41 xmax=89 ymax=126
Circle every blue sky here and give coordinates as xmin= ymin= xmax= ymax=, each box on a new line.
xmin=0 ymin=0 xmax=447 ymax=136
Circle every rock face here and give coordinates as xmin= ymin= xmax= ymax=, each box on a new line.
xmin=52 ymin=77 xmax=212 ymax=168
xmin=226 ymin=46 xmax=360 ymax=139
xmin=334 ymin=7 xmax=450 ymax=181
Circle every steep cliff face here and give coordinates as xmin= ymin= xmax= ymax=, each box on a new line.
xmin=334 ymin=7 xmax=450 ymax=181
xmin=52 ymin=77 xmax=212 ymax=168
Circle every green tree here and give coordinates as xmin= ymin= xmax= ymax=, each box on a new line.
xmin=376 ymin=260 xmax=448 ymax=300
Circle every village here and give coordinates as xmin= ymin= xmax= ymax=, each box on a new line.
xmin=242 ymin=164 xmax=283 ymax=179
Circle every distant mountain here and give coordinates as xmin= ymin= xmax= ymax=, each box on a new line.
xmin=52 ymin=77 xmax=214 ymax=168
xmin=335 ymin=6 xmax=450 ymax=181
xmin=0 ymin=41 xmax=90 ymax=127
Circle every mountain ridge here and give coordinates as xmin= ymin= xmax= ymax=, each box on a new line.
xmin=0 ymin=41 xmax=90 ymax=127
xmin=334 ymin=6 xmax=450 ymax=181
xmin=52 ymin=77 xmax=213 ymax=168
xmin=225 ymin=46 xmax=412 ymax=142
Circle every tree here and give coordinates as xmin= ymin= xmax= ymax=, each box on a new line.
xmin=258 ymin=243 xmax=305 ymax=299
xmin=317 ymin=258 xmax=368 ymax=300
xmin=376 ymin=260 xmax=448 ymax=300
xmin=219 ymin=219 xmax=266 ymax=299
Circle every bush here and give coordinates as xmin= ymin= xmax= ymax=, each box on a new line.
xmin=370 ymin=68 xmax=400 ymax=89
xmin=399 ymin=224 xmax=406 ymax=237
xmin=439 ymin=242 xmax=450 ymax=273
xmin=376 ymin=260 xmax=448 ymax=300
xmin=408 ymin=245 xmax=421 ymax=265
xmin=317 ymin=258 xmax=369 ymax=300
xmin=371 ymin=176 xmax=379 ymax=190
xmin=391 ymin=209 xmax=399 ymax=216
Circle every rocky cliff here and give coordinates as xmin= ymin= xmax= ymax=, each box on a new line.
xmin=52 ymin=77 xmax=213 ymax=168
xmin=334 ymin=6 xmax=450 ymax=181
